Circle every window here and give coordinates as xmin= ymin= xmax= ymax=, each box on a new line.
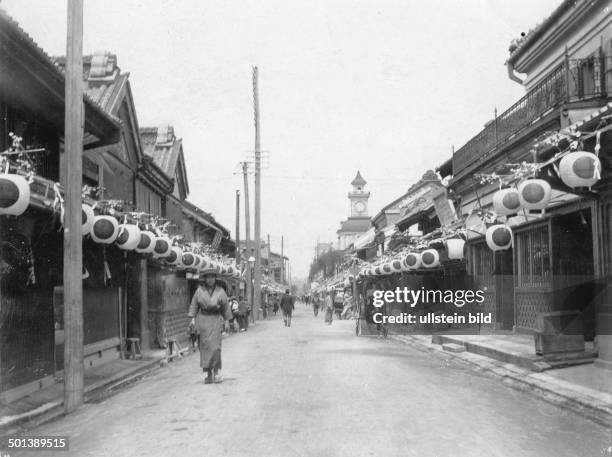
xmin=515 ymin=224 xmax=551 ymax=288
xmin=471 ymin=241 xmax=495 ymax=288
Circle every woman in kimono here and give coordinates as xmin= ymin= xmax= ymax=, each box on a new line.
xmin=188 ymin=269 xmax=232 ymax=384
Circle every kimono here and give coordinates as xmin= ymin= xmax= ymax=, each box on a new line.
xmin=324 ymin=295 xmax=334 ymax=324
xmin=188 ymin=285 xmax=232 ymax=370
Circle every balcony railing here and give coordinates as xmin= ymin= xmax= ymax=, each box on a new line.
xmin=452 ymin=56 xmax=610 ymax=176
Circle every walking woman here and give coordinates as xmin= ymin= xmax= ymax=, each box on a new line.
xmin=188 ymin=269 xmax=232 ymax=384
xmin=324 ymin=290 xmax=334 ymax=325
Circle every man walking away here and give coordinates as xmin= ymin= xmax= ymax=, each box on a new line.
xmin=313 ymin=293 xmax=320 ymax=317
xmin=280 ymin=289 xmax=295 ymax=327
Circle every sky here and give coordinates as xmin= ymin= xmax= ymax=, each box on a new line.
xmin=2 ymin=0 xmax=561 ymax=279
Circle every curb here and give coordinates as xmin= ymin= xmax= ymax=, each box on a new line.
xmin=388 ymin=334 xmax=612 ymax=426
xmin=0 ymin=356 xmax=168 ymax=435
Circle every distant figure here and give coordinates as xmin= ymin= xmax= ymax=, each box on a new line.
xmin=280 ymin=289 xmax=295 ymax=327
xmin=313 ymin=294 xmax=320 ymax=317
xmin=324 ymin=290 xmax=334 ymax=325
xmin=236 ymin=295 xmax=249 ymax=332
xmin=273 ymin=294 xmax=279 ymax=316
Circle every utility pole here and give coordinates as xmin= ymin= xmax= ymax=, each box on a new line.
xmin=252 ymin=66 xmax=262 ymax=321
xmin=267 ymin=233 xmax=271 ymax=281
xmin=280 ymin=236 xmax=284 ymax=285
xmin=64 ymin=0 xmax=84 ymax=414
xmin=235 ymin=190 xmax=240 ymax=264
xmin=242 ymin=162 xmax=253 ymax=323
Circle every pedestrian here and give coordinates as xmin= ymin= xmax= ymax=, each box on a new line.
xmin=324 ymin=290 xmax=334 ymax=325
xmin=237 ymin=295 xmax=249 ymax=332
xmin=280 ymin=288 xmax=295 ymax=327
xmin=188 ymin=269 xmax=232 ymax=384
xmin=229 ymin=295 xmax=240 ymax=333
xmin=313 ymin=293 xmax=320 ymax=317
xmin=272 ymin=294 xmax=279 ymax=316
xmin=341 ymin=293 xmax=353 ymax=320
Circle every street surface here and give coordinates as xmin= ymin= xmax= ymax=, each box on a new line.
xmin=14 ymin=305 xmax=612 ymax=457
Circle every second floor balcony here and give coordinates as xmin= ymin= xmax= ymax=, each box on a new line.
xmin=452 ymin=55 xmax=611 ymax=179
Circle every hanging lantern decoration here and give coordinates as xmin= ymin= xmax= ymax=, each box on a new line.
xmin=153 ymin=236 xmax=172 ymax=258
xmin=382 ymin=263 xmax=393 ymax=275
xmin=193 ymin=255 xmax=202 ymax=268
xmin=181 ymin=252 xmax=196 ymax=268
xmin=421 ymin=249 xmax=440 ymax=268
xmin=558 ymin=151 xmax=601 ymax=188
xmin=81 ymin=204 xmax=95 ymax=235
xmin=115 ymin=224 xmax=142 ymax=251
xmin=91 ymin=215 xmax=119 ymax=244
xmin=135 ymin=231 xmax=156 ymax=254
xmin=226 ymin=265 xmax=235 ymax=275
xmin=373 ymin=266 xmax=383 ymax=276
xmin=445 ymin=239 xmax=466 ymax=260
xmin=403 ymin=253 xmax=422 ymax=270
xmin=199 ymin=258 xmax=210 ymax=271
xmin=165 ymin=246 xmax=183 ymax=265
xmin=0 ymin=173 xmax=30 ymax=216
xmin=518 ymin=179 xmax=551 ymax=210
xmin=492 ymin=188 xmax=521 ymax=216
xmin=486 ymin=224 xmax=513 ymax=251
xmin=390 ymin=259 xmax=403 ymax=273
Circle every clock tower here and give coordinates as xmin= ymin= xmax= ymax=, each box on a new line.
xmin=348 ymin=170 xmax=369 ymax=217
xmin=336 ymin=171 xmax=372 ymax=250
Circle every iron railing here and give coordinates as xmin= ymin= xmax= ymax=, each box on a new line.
xmin=453 ymin=56 xmax=609 ymax=175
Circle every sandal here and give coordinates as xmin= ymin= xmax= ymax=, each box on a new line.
xmin=213 ymin=374 xmax=224 ymax=383
xmin=204 ymin=376 xmax=213 ymax=384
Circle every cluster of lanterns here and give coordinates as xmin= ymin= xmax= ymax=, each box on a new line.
xmin=357 ymin=238 xmax=467 ymax=278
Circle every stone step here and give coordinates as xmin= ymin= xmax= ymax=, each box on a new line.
xmin=442 ymin=343 xmax=466 ymax=353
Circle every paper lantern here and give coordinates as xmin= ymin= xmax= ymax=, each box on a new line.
xmin=559 ymin=151 xmax=601 ymax=188
xmin=0 ymin=173 xmax=30 ymax=216
xmin=486 ymin=224 xmax=513 ymax=251
xmin=374 ymin=266 xmax=383 ymax=276
xmin=81 ymin=204 xmax=95 ymax=235
xmin=165 ymin=246 xmax=183 ymax=265
xmin=91 ymin=215 xmax=119 ymax=244
xmin=135 ymin=231 xmax=156 ymax=254
xmin=199 ymin=258 xmax=210 ymax=270
xmin=182 ymin=252 xmax=196 ymax=268
xmin=492 ymin=188 xmax=521 ymax=216
xmin=153 ymin=236 xmax=172 ymax=258
xmin=403 ymin=253 xmax=422 ymax=270
xmin=445 ymin=239 xmax=465 ymax=260
xmin=421 ymin=249 xmax=440 ymax=268
xmin=193 ymin=255 xmax=202 ymax=268
xmin=390 ymin=259 xmax=403 ymax=273
xmin=518 ymin=179 xmax=551 ymax=210
xmin=116 ymin=224 xmax=141 ymax=250
xmin=382 ymin=263 xmax=393 ymax=275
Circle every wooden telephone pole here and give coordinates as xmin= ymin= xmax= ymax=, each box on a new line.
xmin=242 ymin=162 xmax=253 ymax=323
xmin=64 ymin=0 xmax=84 ymax=413
xmin=235 ymin=190 xmax=240 ymax=264
xmin=252 ymin=66 xmax=262 ymax=320
xmin=280 ymin=236 xmax=284 ymax=285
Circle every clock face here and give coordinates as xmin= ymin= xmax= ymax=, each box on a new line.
xmin=354 ymin=201 xmax=365 ymax=213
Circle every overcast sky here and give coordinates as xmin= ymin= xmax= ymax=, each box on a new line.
xmin=3 ymin=0 xmax=561 ymax=278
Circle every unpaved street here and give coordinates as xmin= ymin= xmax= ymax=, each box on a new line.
xmin=17 ymin=306 xmax=611 ymax=457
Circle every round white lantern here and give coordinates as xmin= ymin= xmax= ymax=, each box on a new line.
xmin=153 ymin=236 xmax=172 ymax=258
xmin=518 ymin=179 xmax=551 ymax=210
xmin=81 ymin=204 xmax=95 ymax=235
xmin=199 ymin=258 xmax=210 ymax=270
xmin=373 ymin=266 xmax=383 ymax=276
xmin=381 ymin=263 xmax=393 ymax=275
xmin=390 ymin=259 xmax=403 ymax=273
xmin=115 ymin=224 xmax=141 ymax=250
xmin=486 ymin=224 xmax=513 ymax=251
xmin=404 ymin=253 xmax=422 ymax=270
xmin=181 ymin=252 xmax=196 ymax=268
xmin=421 ymin=249 xmax=440 ymax=268
xmin=445 ymin=239 xmax=466 ymax=260
xmin=492 ymin=188 xmax=521 ymax=216
xmin=193 ymin=255 xmax=202 ymax=268
xmin=0 ymin=173 xmax=30 ymax=216
xmin=91 ymin=215 xmax=119 ymax=244
xmin=135 ymin=231 xmax=156 ymax=254
xmin=559 ymin=151 xmax=601 ymax=188
xmin=165 ymin=246 xmax=183 ymax=265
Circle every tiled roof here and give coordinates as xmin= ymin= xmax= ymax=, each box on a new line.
xmin=0 ymin=7 xmax=122 ymax=128
xmin=140 ymin=126 xmax=182 ymax=178
xmin=337 ymin=217 xmax=371 ymax=233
